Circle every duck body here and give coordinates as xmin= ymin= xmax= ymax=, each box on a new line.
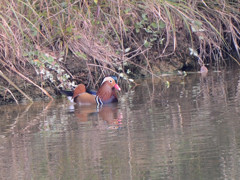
xmin=62 ymin=76 xmax=120 ymax=105
xmin=60 ymin=89 xmax=96 ymax=97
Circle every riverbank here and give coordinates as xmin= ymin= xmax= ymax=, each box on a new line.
xmin=0 ymin=0 xmax=239 ymax=104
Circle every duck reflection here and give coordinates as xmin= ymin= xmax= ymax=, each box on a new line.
xmin=73 ymin=103 xmax=123 ymax=129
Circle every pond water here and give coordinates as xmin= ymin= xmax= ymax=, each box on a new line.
xmin=0 ymin=68 xmax=240 ymax=180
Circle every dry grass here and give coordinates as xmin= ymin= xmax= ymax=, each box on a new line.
xmin=0 ymin=0 xmax=239 ymax=101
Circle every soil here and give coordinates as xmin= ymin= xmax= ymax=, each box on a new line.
xmin=0 ymin=49 xmax=199 ymax=106
xmin=0 ymin=55 xmax=91 ymax=105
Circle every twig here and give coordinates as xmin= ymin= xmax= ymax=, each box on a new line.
xmin=4 ymin=87 xmax=19 ymax=104
xmin=13 ymin=68 xmax=54 ymax=100
xmin=0 ymin=59 xmax=53 ymax=100
xmin=0 ymin=70 xmax=33 ymax=102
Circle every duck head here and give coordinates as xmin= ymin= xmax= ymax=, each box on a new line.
xmin=101 ymin=76 xmax=121 ymax=90
xmin=96 ymin=76 xmax=121 ymax=105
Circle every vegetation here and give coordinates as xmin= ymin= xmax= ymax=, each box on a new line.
xmin=0 ymin=0 xmax=239 ymax=103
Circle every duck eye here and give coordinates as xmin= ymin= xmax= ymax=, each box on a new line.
xmin=109 ymin=80 xmax=112 ymax=83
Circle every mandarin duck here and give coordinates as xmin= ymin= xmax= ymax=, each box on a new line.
xmin=62 ymin=76 xmax=121 ymax=106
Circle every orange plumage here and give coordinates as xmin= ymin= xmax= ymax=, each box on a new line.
xmin=72 ymin=76 xmax=121 ymax=105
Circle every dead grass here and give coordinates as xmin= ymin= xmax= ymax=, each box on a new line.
xmin=0 ymin=0 xmax=239 ymax=102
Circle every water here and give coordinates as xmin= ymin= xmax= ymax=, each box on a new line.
xmin=0 ymin=69 xmax=240 ymax=180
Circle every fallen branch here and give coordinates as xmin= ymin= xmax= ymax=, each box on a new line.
xmin=0 ymin=58 xmax=53 ymax=100
xmin=11 ymin=68 xmax=54 ymax=100
xmin=0 ymin=70 xmax=33 ymax=102
xmin=4 ymin=87 xmax=19 ymax=104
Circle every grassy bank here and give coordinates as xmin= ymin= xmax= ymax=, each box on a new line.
xmin=0 ymin=0 xmax=239 ymax=103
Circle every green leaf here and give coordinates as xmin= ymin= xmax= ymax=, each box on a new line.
xmin=76 ymin=52 xmax=87 ymax=60
xmin=142 ymin=13 xmax=148 ymax=21
xmin=124 ymin=8 xmax=131 ymax=14
xmin=75 ymin=35 xmax=82 ymax=40
xmin=151 ymin=22 xmax=158 ymax=29
xmin=144 ymin=27 xmax=153 ymax=33
xmin=159 ymin=38 xmax=165 ymax=44
xmin=61 ymin=2 xmax=67 ymax=8
xmin=194 ymin=20 xmax=202 ymax=27
xmin=144 ymin=40 xmax=151 ymax=48
xmin=159 ymin=20 xmax=166 ymax=29
xmin=66 ymin=26 xmax=72 ymax=33
xmin=150 ymin=37 xmax=157 ymax=42
xmin=165 ymin=81 xmax=170 ymax=88
xmin=23 ymin=52 xmax=29 ymax=57
xmin=123 ymin=61 xmax=128 ymax=66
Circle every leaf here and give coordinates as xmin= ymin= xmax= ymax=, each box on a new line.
xmin=142 ymin=13 xmax=148 ymax=21
xmin=159 ymin=38 xmax=165 ymax=44
xmin=119 ymin=73 xmax=124 ymax=77
xmin=194 ymin=20 xmax=202 ymax=27
xmin=94 ymin=0 xmax=98 ymax=4
xmin=127 ymin=69 xmax=131 ymax=74
xmin=75 ymin=35 xmax=82 ymax=40
xmin=159 ymin=20 xmax=166 ymax=29
xmin=165 ymin=81 xmax=170 ymax=88
xmin=124 ymin=8 xmax=131 ymax=14
xmin=150 ymin=37 xmax=157 ymax=42
xmin=144 ymin=27 xmax=153 ymax=33
xmin=123 ymin=61 xmax=128 ymax=66
xmin=144 ymin=40 xmax=151 ymax=48
xmin=191 ymin=20 xmax=204 ymax=32
xmin=125 ymin=47 xmax=131 ymax=53
xmin=151 ymin=22 xmax=158 ymax=29
xmin=189 ymin=48 xmax=198 ymax=57
xmin=32 ymin=29 xmax=38 ymax=37
xmin=61 ymin=2 xmax=67 ymax=8
xmin=76 ymin=52 xmax=87 ymax=60
xmin=23 ymin=52 xmax=29 ymax=57
xmin=66 ymin=26 xmax=72 ymax=33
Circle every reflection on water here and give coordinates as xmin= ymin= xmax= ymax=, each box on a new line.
xmin=73 ymin=103 xmax=123 ymax=129
xmin=0 ymin=69 xmax=240 ymax=179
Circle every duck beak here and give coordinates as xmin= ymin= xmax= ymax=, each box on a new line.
xmin=114 ymin=84 xmax=121 ymax=91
